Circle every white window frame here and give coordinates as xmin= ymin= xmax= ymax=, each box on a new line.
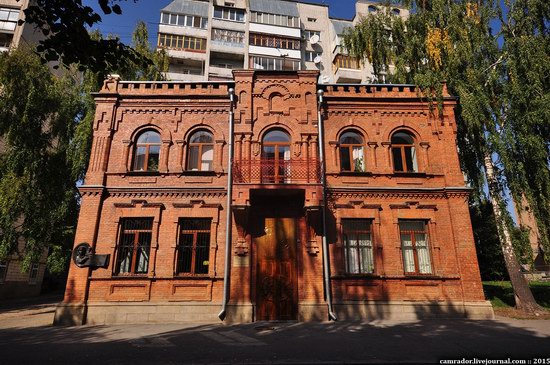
xmin=0 ymin=261 xmax=7 ymax=283
xmin=29 ymin=263 xmax=39 ymax=284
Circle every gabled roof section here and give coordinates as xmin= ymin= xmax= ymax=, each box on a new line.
xmin=249 ymin=0 xmax=300 ymax=17
xmin=161 ymin=0 xmax=209 ymax=17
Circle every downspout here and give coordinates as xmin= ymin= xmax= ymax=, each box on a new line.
xmin=317 ymin=89 xmax=338 ymax=321
xmin=219 ymin=87 xmax=235 ymax=321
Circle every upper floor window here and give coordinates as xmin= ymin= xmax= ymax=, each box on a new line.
xmin=176 ymin=218 xmax=211 ymax=275
xmin=305 ymin=51 xmax=322 ymax=63
xmin=399 ymin=220 xmax=432 ymax=274
xmin=0 ymin=261 xmax=7 ymax=283
xmin=133 ymin=130 xmax=161 ymax=172
xmin=250 ymin=11 xmax=299 ymax=28
xmin=187 ymin=130 xmax=214 ymax=171
xmin=115 ymin=218 xmax=153 ymax=275
xmin=334 ymin=55 xmax=360 ymax=70
xmin=339 ymin=131 xmax=365 ymax=172
xmin=368 ymin=5 xmax=377 ymax=13
xmin=249 ymin=33 xmax=300 ymax=50
xmin=392 ymin=8 xmax=401 ymax=16
xmin=160 ymin=12 xmax=208 ymax=29
xmin=250 ymin=55 xmax=300 ymax=71
xmin=391 ymin=130 xmax=418 ymax=172
xmin=158 ymin=33 xmax=207 ymax=52
xmin=304 ymin=30 xmax=320 ymax=40
xmin=0 ymin=7 xmax=19 ymax=32
xmin=213 ymin=6 xmax=245 ymax=22
xmin=212 ymin=28 xmax=245 ymax=45
xmin=262 ymin=130 xmax=291 ymax=183
xmin=343 ymin=219 xmax=374 ymax=274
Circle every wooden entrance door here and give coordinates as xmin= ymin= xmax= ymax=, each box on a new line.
xmin=256 ymin=217 xmax=297 ymax=320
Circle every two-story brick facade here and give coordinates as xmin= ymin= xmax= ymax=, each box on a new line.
xmin=54 ymin=71 xmax=493 ymax=325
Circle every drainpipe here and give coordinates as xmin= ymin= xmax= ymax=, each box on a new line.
xmin=317 ymin=89 xmax=338 ymax=321
xmin=219 ymin=87 xmax=235 ymax=321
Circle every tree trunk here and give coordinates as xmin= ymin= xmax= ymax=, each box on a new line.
xmin=484 ymin=155 xmax=543 ymax=314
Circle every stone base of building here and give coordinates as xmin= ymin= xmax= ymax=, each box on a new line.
xmin=53 ymin=303 xmax=87 ymax=326
xmin=82 ymin=302 xmax=224 ymax=325
xmin=54 ymin=300 xmax=494 ymax=325
xmin=333 ymin=301 xmax=495 ymax=320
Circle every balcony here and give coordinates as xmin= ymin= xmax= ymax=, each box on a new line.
xmin=334 ymin=67 xmax=362 ymax=83
xmin=233 ymin=159 xmax=321 ymax=184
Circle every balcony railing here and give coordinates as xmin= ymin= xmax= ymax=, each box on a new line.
xmin=233 ymin=159 xmax=321 ymax=184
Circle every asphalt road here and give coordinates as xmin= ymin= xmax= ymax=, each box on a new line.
xmin=0 ymin=298 xmax=549 ymax=364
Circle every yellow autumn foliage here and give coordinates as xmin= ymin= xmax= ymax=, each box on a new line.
xmin=425 ymin=26 xmax=451 ymax=69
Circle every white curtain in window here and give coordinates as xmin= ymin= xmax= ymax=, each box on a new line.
xmin=352 ymin=146 xmax=364 ymax=171
xmin=401 ymin=233 xmax=415 ymax=273
xmin=415 ymin=232 xmax=432 ymax=274
xmin=411 ymin=146 xmax=418 ymax=172
xmin=201 ymin=145 xmax=214 ymax=171
xmin=345 ymin=236 xmax=359 ymax=273
xmin=358 ymin=233 xmax=374 ymax=273
xmin=119 ymin=250 xmax=131 ymax=273
xmin=136 ymin=248 xmax=149 ymax=273
xmin=283 ymin=147 xmax=291 ymax=182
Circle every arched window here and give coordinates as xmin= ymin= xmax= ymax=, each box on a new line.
xmin=262 ymin=129 xmax=291 ymax=183
xmin=133 ymin=130 xmax=161 ymax=172
xmin=391 ymin=130 xmax=418 ymax=172
xmin=391 ymin=8 xmax=401 ymax=16
xmin=187 ymin=130 xmax=214 ymax=171
xmin=368 ymin=5 xmax=377 ymax=13
xmin=339 ymin=131 xmax=365 ymax=172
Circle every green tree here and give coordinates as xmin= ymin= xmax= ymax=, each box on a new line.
xmin=343 ymin=0 xmax=549 ymax=313
xmin=0 ymin=21 xmax=168 ymax=272
xmin=0 ymin=47 xmax=81 ymax=272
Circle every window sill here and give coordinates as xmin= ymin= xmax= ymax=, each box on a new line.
xmin=332 ymin=274 xmax=460 ymax=281
xmin=110 ymin=275 xmax=150 ymax=279
xmin=213 ymin=17 xmax=245 ymax=24
xmin=180 ymin=170 xmax=217 ymax=176
xmin=339 ymin=171 xmax=372 ymax=177
xmin=125 ymin=171 xmax=161 ymax=176
xmin=392 ymin=172 xmax=427 ymax=178
xmin=332 ymin=274 xmax=380 ymax=279
xmin=173 ymin=275 xmax=211 ymax=279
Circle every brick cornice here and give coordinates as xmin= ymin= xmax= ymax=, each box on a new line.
xmin=327 ymin=186 xmax=471 ymax=200
xmin=105 ymin=187 xmax=227 ymax=199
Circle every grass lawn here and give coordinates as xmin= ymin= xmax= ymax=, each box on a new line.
xmin=483 ymin=281 xmax=550 ymax=309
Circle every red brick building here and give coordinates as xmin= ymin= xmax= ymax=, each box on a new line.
xmin=54 ymin=71 xmax=493 ymax=325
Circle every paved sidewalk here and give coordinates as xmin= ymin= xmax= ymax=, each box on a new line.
xmin=0 ymin=293 xmax=62 ymax=329
xmin=0 ymin=298 xmax=548 ymax=364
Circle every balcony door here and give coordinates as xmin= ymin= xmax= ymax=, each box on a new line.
xmin=262 ymin=130 xmax=291 ymax=183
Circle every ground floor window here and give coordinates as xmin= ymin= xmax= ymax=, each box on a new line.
xmin=29 ymin=263 xmax=39 ymax=284
xmin=399 ymin=220 xmax=432 ymax=274
xmin=342 ymin=219 xmax=374 ymax=274
xmin=0 ymin=261 xmax=7 ymax=283
xmin=115 ymin=218 xmax=153 ymax=275
xmin=176 ymin=218 xmax=211 ymax=275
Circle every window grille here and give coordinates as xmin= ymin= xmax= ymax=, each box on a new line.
xmin=115 ymin=218 xmax=153 ymax=275
xmin=176 ymin=219 xmax=211 ymax=275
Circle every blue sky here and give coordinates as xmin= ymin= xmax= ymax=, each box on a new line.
xmin=83 ymin=0 xmax=358 ymax=45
